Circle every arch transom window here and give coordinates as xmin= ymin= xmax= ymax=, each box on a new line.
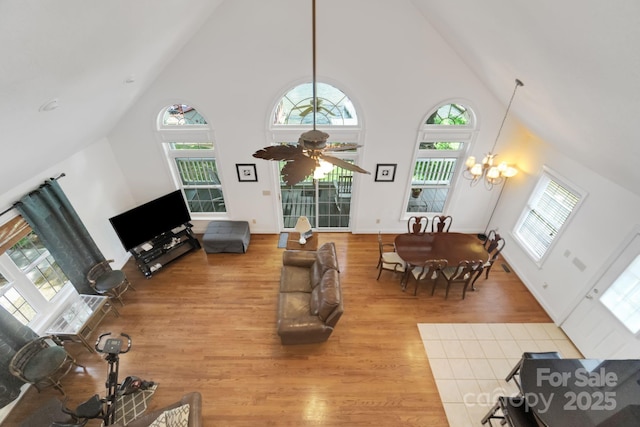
xmin=273 ymin=83 xmax=357 ymax=126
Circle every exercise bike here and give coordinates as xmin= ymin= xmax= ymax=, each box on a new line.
xmin=53 ymin=332 xmax=153 ymax=426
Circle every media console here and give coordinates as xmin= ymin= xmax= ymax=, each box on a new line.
xmin=130 ymin=225 xmax=201 ymax=278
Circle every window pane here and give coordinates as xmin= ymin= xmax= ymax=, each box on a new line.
xmin=26 ymin=255 xmax=67 ymax=301
xmin=425 ymin=104 xmax=470 ymax=125
xmin=174 ymin=158 xmax=219 ymax=185
xmin=6 ymin=233 xmax=47 ymax=269
xmin=274 ymin=83 xmax=357 ymax=126
xmin=0 ymin=287 xmax=35 ymax=325
xmin=0 ymin=271 xmax=8 ymax=288
xmin=515 ymin=174 xmax=581 ymax=261
xmin=162 ymin=104 xmax=208 ymax=126
xmin=169 ymin=142 xmax=214 ymax=150
xmin=419 ymin=142 xmax=463 ymax=150
xmin=600 ymin=254 xmax=640 ymax=333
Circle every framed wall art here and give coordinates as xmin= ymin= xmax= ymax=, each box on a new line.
xmin=375 ymin=164 xmax=397 ymax=182
xmin=236 ymin=163 xmax=257 ymax=182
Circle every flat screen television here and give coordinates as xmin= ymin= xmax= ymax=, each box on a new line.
xmin=109 ymin=190 xmax=191 ymax=251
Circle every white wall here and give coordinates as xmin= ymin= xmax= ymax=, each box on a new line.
xmin=490 ymin=131 xmax=640 ymax=323
xmin=107 ymin=0 xmax=511 ymax=235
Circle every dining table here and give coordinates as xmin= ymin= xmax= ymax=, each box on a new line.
xmin=520 ymin=358 xmax=640 ymax=426
xmin=393 ymin=232 xmax=489 ymax=289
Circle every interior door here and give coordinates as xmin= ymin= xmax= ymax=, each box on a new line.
xmin=561 ymin=230 xmax=640 ymax=358
xmin=279 ymin=164 xmax=352 ymax=230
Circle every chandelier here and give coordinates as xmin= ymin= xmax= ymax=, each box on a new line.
xmin=463 ymin=79 xmax=523 ymax=189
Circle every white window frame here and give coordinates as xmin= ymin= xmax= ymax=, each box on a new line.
xmin=156 ymin=105 xmax=228 ymax=219
xmin=0 ymin=233 xmax=74 ymax=330
xmin=512 ymin=166 xmax=586 ymax=266
xmin=404 ymin=101 xmax=477 ymax=217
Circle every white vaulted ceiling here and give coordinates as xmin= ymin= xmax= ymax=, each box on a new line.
xmin=2 ymin=0 xmax=639 ymax=195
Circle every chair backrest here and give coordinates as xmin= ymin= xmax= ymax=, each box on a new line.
xmin=445 ymin=260 xmax=484 ymax=283
xmin=337 ymin=175 xmax=353 ymax=196
xmin=431 ymin=215 xmax=452 ymax=232
xmin=407 ymin=216 xmax=429 ymax=234
xmin=484 ymin=230 xmax=505 ymax=260
xmin=416 ymin=259 xmax=448 ymax=281
xmin=9 ymin=336 xmax=53 ymax=378
xmin=87 ymin=259 xmax=115 ymax=284
xmin=377 ymin=232 xmax=393 ymax=255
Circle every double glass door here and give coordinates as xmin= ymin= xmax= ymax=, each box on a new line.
xmin=280 ymin=166 xmax=352 ymax=230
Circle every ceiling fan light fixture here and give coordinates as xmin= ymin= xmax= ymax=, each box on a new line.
xmin=252 ymin=0 xmax=369 ymax=186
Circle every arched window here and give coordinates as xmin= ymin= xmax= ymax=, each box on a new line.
xmin=407 ymin=103 xmax=475 ymax=214
xmin=158 ymin=104 xmax=226 ymax=214
xmin=273 ymin=82 xmax=358 ymax=126
xmin=269 ymin=82 xmax=362 ymax=230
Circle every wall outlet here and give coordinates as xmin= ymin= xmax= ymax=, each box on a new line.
xmin=376 ymin=219 xmax=380 ymax=224
xmin=252 ymin=219 xmax=256 ymax=224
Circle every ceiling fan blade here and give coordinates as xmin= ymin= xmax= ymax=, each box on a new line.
xmin=253 ymin=145 xmax=303 ymax=161
xmin=324 ymin=143 xmax=362 ymax=152
xmin=320 ymin=154 xmax=370 ymax=175
xmin=281 ymin=155 xmax=317 ymax=186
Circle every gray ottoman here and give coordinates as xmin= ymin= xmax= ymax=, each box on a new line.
xmin=203 ymin=221 xmax=251 ymax=253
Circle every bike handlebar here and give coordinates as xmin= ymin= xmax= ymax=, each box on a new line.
xmin=95 ymin=332 xmax=132 ymax=354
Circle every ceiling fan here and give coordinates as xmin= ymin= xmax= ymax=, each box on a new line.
xmin=252 ymin=0 xmax=370 ymax=186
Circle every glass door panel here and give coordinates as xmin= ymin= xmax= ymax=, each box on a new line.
xmin=280 ymin=164 xmax=352 ymax=230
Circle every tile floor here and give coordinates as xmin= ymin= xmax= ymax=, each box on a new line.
xmin=417 ymin=323 xmax=583 ymax=426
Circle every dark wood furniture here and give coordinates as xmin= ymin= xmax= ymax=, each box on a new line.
xmin=394 ymin=232 xmax=488 ymax=289
xmin=520 ymin=358 xmax=640 ymax=426
xmin=286 ymin=232 xmax=319 ymax=251
xmin=130 ymin=225 xmax=201 ymax=277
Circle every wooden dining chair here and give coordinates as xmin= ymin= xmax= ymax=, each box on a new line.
xmin=407 ymin=259 xmax=447 ymax=295
xmin=431 ymin=215 xmax=452 ymax=232
xmin=481 ymin=229 xmax=506 ymax=280
xmin=437 ymin=259 xmax=484 ymax=299
xmin=376 ymin=232 xmax=406 ymax=280
xmin=407 ymin=216 xmax=429 ymax=234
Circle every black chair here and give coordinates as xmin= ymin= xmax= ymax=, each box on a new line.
xmin=9 ymin=336 xmax=85 ymax=396
xmin=481 ymin=396 xmax=538 ymax=426
xmin=87 ymin=259 xmax=135 ymax=306
xmin=505 ymin=351 xmax=562 ymax=393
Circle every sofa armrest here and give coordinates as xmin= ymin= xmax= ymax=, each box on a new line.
xmin=282 ymin=250 xmax=317 ymax=268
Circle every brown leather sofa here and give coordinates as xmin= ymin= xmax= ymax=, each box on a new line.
xmin=110 ymin=392 xmax=202 ymax=427
xmin=277 ymin=242 xmax=343 ymax=345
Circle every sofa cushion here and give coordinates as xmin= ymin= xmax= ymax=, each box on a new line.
xmin=310 ymin=269 xmax=340 ymax=321
xmin=310 ymin=243 xmax=339 ymax=288
xmin=280 ymin=265 xmax=312 ymax=293
xmin=278 ymin=292 xmax=312 ymax=319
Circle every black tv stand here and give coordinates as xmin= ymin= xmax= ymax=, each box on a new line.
xmin=130 ymin=224 xmax=201 ymax=278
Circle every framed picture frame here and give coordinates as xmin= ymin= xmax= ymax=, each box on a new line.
xmin=375 ymin=164 xmax=397 ymax=182
xmin=236 ymin=163 xmax=257 ymax=182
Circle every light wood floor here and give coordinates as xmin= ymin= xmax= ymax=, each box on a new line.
xmin=4 ymin=233 xmax=552 ymax=426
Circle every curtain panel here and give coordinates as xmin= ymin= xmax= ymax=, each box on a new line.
xmin=0 ymin=307 xmax=38 ymax=408
xmin=15 ymin=178 xmax=105 ymax=295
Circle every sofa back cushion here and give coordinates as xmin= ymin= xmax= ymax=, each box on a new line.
xmin=310 ymin=242 xmax=339 ymax=288
xmin=309 ymin=269 xmax=340 ymax=321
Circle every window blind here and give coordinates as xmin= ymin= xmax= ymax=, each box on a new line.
xmin=516 ymin=176 xmax=580 ymax=260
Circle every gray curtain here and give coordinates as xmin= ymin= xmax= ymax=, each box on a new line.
xmin=0 ymin=307 xmax=38 ymax=408
xmin=15 ymin=178 xmax=105 ymax=294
